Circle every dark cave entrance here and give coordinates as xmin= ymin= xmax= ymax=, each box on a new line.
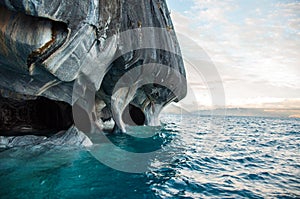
xmin=122 ymin=104 xmax=145 ymax=126
xmin=0 ymin=95 xmax=73 ymax=136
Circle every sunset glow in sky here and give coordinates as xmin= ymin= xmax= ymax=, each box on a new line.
xmin=166 ymin=0 xmax=300 ymax=110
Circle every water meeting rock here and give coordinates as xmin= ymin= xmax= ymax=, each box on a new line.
xmin=0 ymin=0 xmax=187 ymax=141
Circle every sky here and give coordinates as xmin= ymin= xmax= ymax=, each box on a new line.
xmin=165 ymin=0 xmax=300 ymax=113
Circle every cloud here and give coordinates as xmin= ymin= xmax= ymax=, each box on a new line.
xmin=168 ymin=0 xmax=300 ymax=108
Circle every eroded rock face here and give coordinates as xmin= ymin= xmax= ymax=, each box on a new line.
xmin=0 ymin=0 xmax=186 ymax=140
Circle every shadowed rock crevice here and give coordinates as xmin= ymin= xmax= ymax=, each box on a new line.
xmin=122 ymin=104 xmax=146 ymax=126
xmin=0 ymin=0 xmax=187 ymax=140
xmin=0 ymin=94 xmax=73 ymax=136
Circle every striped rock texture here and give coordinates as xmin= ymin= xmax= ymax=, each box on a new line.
xmin=0 ymin=0 xmax=186 ymax=143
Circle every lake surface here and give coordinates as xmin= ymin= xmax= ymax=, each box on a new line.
xmin=0 ymin=114 xmax=299 ymax=198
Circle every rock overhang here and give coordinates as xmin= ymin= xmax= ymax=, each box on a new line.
xmin=0 ymin=0 xmax=187 ymax=137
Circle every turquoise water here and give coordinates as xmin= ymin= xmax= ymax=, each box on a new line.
xmin=0 ymin=115 xmax=299 ymax=198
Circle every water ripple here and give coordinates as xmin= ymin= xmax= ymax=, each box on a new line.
xmin=0 ymin=115 xmax=299 ymax=198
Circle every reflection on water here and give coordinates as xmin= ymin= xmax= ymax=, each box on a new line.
xmin=0 ymin=115 xmax=299 ymax=198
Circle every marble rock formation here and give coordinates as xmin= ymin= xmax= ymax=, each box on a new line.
xmin=0 ymin=0 xmax=186 ymax=142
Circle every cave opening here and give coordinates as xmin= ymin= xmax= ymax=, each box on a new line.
xmin=122 ymin=104 xmax=145 ymax=126
xmin=0 ymin=95 xmax=73 ymax=136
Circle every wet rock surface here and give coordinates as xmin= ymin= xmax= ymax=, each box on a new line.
xmin=0 ymin=0 xmax=186 ymax=144
xmin=0 ymin=126 xmax=92 ymax=149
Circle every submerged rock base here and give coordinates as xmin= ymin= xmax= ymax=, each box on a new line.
xmin=0 ymin=0 xmax=187 ymax=141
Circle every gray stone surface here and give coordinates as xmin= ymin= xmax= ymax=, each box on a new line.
xmin=0 ymin=126 xmax=92 ymax=148
xmin=0 ymin=0 xmax=187 ymax=137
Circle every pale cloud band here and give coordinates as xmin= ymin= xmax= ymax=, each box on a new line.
xmin=166 ymin=0 xmax=300 ymax=111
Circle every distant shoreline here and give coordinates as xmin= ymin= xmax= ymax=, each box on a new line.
xmin=162 ymin=107 xmax=300 ymax=119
